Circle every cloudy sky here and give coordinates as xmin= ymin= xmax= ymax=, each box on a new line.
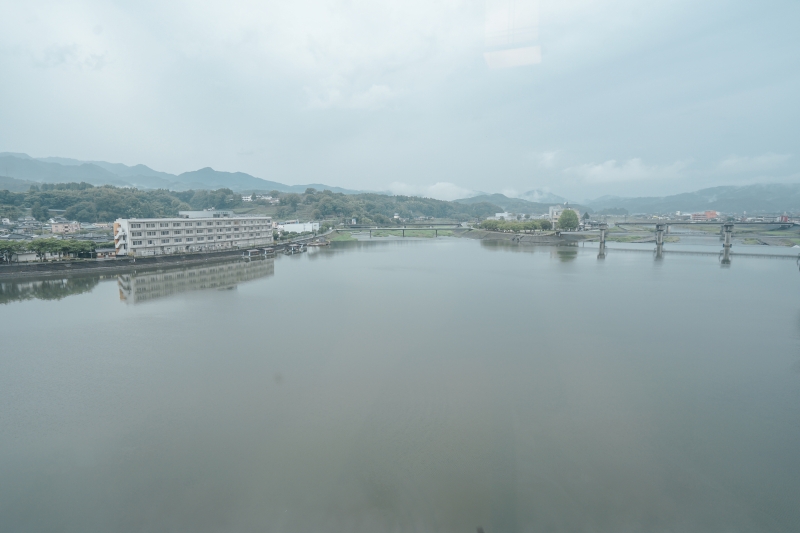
xmin=1 ymin=0 xmax=798 ymax=200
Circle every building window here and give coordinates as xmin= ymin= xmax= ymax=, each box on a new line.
xmin=217 ymin=236 xmax=223 ymax=240
xmin=173 ymin=222 xmax=181 ymax=227
xmin=186 ymin=237 xmax=193 ymax=242
xmin=173 ymin=230 xmax=182 ymax=235
xmin=162 ymin=239 xmax=170 ymax=244
xmin=225 ymin=235 xmax=231 ymax=239
xmin=198 ymin=237 xmax=204 ymax=241
xmin=185 ymin=222 xmax=193 ymax=227
xmin=131 ymin=223 xmax=141 ymax=228
xmin=160 ymin=223 xmax=169 ymax=227
xmin=147 ymin=240 xmax=154 ymax=245
xmin=133 ymin=240 xmax=143 ymax=245
xmin=174 ymin=238 xmax=182 ymax=243
xmin=132 ymin=231 xmax=142 ymax=237
xmin=185 ymin=230 xmax=193 ymax=234
xmin=146 ymin=223 xmax=155 ymax=228
xmin=147 ymin=231 xmax=156 ymax=236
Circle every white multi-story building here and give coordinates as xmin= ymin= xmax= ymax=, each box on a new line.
xmin=114 ymin=210 xmax=273 ymax=256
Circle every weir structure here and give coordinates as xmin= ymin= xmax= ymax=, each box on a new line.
xmin=598 ymin=221 xmax=744 ymax=266
xmin=720 ymin=222 xmax=734 ymax=266
xmin=597 ymin=223 xmax=608 ymax=259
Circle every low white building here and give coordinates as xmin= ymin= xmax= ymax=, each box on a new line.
xmin=114 ymin=210 xmax=273 ymax=256
xmin=279 ymin=222 xmax=319 ymax=233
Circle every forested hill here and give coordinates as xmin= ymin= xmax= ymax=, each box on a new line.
xmin=0 ymin=183 xmax=501 ymax=224
xmin=0 ymin=153 xmax=360 ymax=194
xmin=587 ymin=184 xmax=800 ymax=214
xmin=455 ymin=193 xmax=589 ymax=215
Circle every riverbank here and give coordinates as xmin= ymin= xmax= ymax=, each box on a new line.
xmin=0 ymin=231 xmax=329 ymax=280
xmin=453 ymin=228 xmax=569 ymax=244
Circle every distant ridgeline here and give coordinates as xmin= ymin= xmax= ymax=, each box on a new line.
xmin=0 ymin=152 xmax=361 ymax=194
xmin=586 ymin=184 xmax=800 ymax=215
xmin=0 ymin=183 xmax=501 ymax=224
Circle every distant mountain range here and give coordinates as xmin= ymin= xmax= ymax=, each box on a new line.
xmin=2 ymin=152 xmax=799 ymax=214
xmin=0 ymin=152 xmax=361 ymax=194
xmin=586 ymin=184 xmax=800 ymax=214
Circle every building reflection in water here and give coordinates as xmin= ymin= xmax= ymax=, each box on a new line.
xmin=118 ymin=257 xmax=275 ymax=304
xmin=0 ymin=277 xmax=101 ymax=304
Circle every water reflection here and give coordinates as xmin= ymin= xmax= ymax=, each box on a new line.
xmin=118 ymin=257 xmax=274 ymax=304
xmin=0 ymin=276 xmax=100 ymax=304
xmin=552 ymin=248 xmax=577 ymax=262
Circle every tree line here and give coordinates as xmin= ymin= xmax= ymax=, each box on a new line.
xmin=1 ymin=183 xmax=502 ymax=225
xmin=477 ymin=209 xmax=580 ymax=232
xmin=0 ymin=183 xmax=242 ymax=223
xmin=478 ymin=219 xmax=553 ymax=232
xmin=0 ymin=239 xmax=97 ymax=262
xmin=275 ymin=188 xmax=501 ymax=224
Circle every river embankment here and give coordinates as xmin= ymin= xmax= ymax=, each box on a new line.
xmin=453 ymin=227 xmax=575 ymax=244
xmin=0 ymin=248 xmax=257 ymax=280
xmin=0 ymin=231 xmax=336 ymax=280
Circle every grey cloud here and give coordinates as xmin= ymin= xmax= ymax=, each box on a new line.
xmin=0 ymin=0 xmax=798 ymax=201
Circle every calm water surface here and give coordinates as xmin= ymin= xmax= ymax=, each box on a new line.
xmin=2 ymin=239 xmax=799 ymax=532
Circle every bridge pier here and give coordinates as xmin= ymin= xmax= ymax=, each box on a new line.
xmin=598 ymin=223 xmax=608 ymax=259
xmin=655 ymin=223 xmax=666 ymax=246
xmin=655 ymin=243 xmax=664 ymax=260
xmin=722 ymin=223 xmax=734 ymax=249
xmin=720 ymin=223 xmax=733 ymax=266
xmin=720 ymin=246 xmax=732 ymax=266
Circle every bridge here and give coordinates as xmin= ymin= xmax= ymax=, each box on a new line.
xmin=593 ymin=221 xmax=800 ymax=267
xmin=336 ymin=225 xmax=461 ymax=238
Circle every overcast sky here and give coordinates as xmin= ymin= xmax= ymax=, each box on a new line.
xmin=1 ymin=0 xmax=798 ymax=201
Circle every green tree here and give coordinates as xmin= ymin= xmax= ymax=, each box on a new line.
xmin=583 ymin=211 xmax=590 ymax=221
xmin=285 ymin=193 xmax=301 ymax=211
xmin=31 ymin=202 xmax=50 ymax=222
xmin=0 ymin=241 xmax=23 ymax=262
xmin=26 ymin=239 xmax=55 ymax=261
xmin=558 ymin=209 xmax=579 ymax=230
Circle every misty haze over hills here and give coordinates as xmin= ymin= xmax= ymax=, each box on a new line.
xmin=0 ymin=153 xmax=361 ymax=195
xmin=2 ymin=151 xmax=800 ymax=214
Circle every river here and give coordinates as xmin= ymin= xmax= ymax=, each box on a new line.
xmin=1 ymin=238 xmax=799 ymax=532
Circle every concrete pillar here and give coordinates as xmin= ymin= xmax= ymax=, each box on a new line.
xmin=599 ymin=223 xmax=608 ymax=245
xmin=721 ymin=246 xmax=732 ymax=266
xmin=655 ymin=223 xmax=665 ymax=246
xmin=722 ymin=223 xmax=733 ymax=249
xmin=597 ymin=241 xmax=606 ymax=259
xmin=655 ymin=243 xmax=664 ymax=260
xmin=402 ymin=229 xmax=405 ymax=237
